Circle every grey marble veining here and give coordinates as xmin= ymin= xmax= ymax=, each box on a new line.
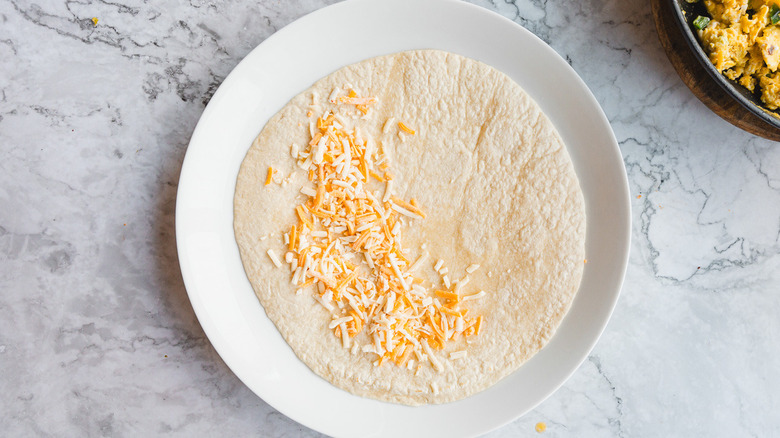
xmin=1 ymin=0 xmax=778 ymax=436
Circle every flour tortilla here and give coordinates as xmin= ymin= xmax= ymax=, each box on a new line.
xmin=234 ymin=50 xmax=586 ymax=405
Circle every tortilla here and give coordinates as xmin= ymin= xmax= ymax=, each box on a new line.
xmin=234 ymin=50 xmax=586 ymax=405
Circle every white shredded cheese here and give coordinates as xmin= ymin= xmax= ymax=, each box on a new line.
xmin=383 ymin=180 xmax=393 ymax=203
xmin=388 ymin=255 xmax=410 ymax=291
xmin=332 ymin=180 xmax=352 ymax=189
xmin=299 ymin=153 xmax=313 ymax=170
xmin=410 ymin=285 xmax=426 ymax=298
xmin=313 ymin=137 xmax=327 ymax=164
xmin=266 ymin=249 xmax=282 ymax=268
xmin=356 ymin=221 xmax=375 ymax=232
xmin=314 ymin=294 xmax=334 ymax=311
xmin=422 ymin=339 xmax=443 ymax=372
xmin=391 ymin=203 xmax=420 ymax=218
xmin=466 ymin=263 xmax=480 ymax=274
xmin=449 ymin=350 xmax=467 ymax=360
xmin=372 ymin=332 xmax=383 ymax=355
xmin=462 ymin=291 xmax=486 ymax=301
xmin=301 ymin=254 xmax=312 ymax=281
xmin=385 ymin=330 xmax=395 ymax=353
xmin=383 ymin=117 xmax=395 ymax=134
xmin=408 ymin=251 xmax=429 ymax=273
xmin=292 ymin=267 xmax=302 ymax=285
xmin=454 ymin=276 xmax=470 ymax=294
xmin=329 ymin=316 xmax=353 ymax=329
xmin=339 ymin=322 xmax=350 ymax=349
xmin=328 ymin=87 xmax=342 ymax=103
xmin=384 ymin=291 xmax=396 ymax=314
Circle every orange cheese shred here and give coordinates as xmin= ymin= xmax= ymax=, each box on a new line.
xmin=309 ymin=132 xmax=323 ymax=146
xmin=289 ymin=225 xmax=297 ymax=251
xmin=398 ymin=121 xmax=416 ymax=135
xmin=369 ymin=169 xmax=385 ymax=182
xmin=296 ymin=205 xmax=312 ymax=228
xmin=435 ymin=290 xmax=460 ymax=303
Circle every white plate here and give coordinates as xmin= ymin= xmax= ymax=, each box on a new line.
xmin=175 ymin=0 xmax=630 ymax=436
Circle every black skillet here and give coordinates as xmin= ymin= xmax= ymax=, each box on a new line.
xmin=669 ymin=0 xmax=780 ymax=130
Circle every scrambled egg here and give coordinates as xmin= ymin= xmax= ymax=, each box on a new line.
xmin=698 ymin=0 xmax=780 ymax=109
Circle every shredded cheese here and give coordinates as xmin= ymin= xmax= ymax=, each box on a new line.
xmin=422 ymin=339 xmax=443 ymax=372
xmin=328 ymin=87 xmax=342 ymax=103
xmin=267 ymin=88 xmax=484 ymax=371
xmin=453 ymin=276 xmax=470 ymax=294
xmin=266 ymin=249 xmax=282 ymax=268
xmin=449 ymin=350 xmax=467 ymax=360
xmin=382 ymin=117 xmax=395 ymax=134
xmin=408 ymin=251 xmax=429 ymax=273
xmin=329 ymin=316 xmax=353 ymax=329
xmin=462 ymin=290 xmax=486 ymax=301
xmin=391 ymin=203 xmax=422 ymax=219
xmin=398 ymin=121 xmax=416 ymax=135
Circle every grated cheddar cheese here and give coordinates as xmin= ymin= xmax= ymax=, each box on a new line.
xmin=272 ymin=88 xmax=486 ymax=371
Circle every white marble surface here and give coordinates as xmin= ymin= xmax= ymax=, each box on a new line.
xmin=1 ymin=0 xmax=779 ymax=436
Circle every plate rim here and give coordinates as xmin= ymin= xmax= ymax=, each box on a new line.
xmin=175 ymin=0 xmax=631 ymax=436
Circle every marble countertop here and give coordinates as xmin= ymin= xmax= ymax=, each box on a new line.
xmin=1 ymin=0 xmax=778 ymax=436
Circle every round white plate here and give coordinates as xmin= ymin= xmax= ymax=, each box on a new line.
xmin=175 ymin=0 xmax=630 ymax=436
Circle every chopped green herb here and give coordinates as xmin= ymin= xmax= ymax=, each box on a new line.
xmin=771 ymin=5 xmax=780 ymax=25
xmin=693 ymin=15 xmax=710 ymax=30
